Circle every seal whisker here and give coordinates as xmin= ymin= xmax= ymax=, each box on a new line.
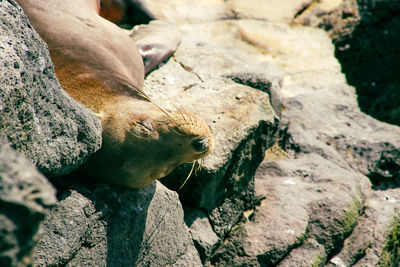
xmin=179 ymin=161 xmax=196 ymax=190
xmin=127 ymin=84 xmax=183 ymax=130
xmin=148 ymin=97 xmax=181 ymax=129
xmin=198 ymin=158 xmax=203 ymax=171
xmin=176 ymin=100 xmax=191 ymax=126
xmin=164 ymin=97 xmax=186 ymax=129
xmin=194 ymin=159 xmax=200 ymax=175
xmin=169 ymin=98 xmax=189 ymax=127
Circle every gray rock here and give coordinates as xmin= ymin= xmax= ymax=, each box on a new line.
xmin=175 ymin=22 xmax=284 ymax=118
xmin=131 ymin=0 xmax=232 ymax=24
xmin=209 ymin=154 xmax=370 ymax=266
xmin=251 ymin=13 xmax=400 ymax=266
xmin=281 ymin=89 xmax=400 ymax=188
xmin=0 ymin=0 xmax=102 ymax=176
xmin=277 ymin=239 xmax=327 ymax=267
xmin=33 ymin=189 xmax=103 ymax=266
xmin=33 ymin=181 xmax=202 ymax=266
xmin=226 ymin=0 xmax=314 ymax=23
xmin=141 ymin=21 xmax=281 ymax=242
xmin=134 ymin=0 xmax=316 ymax=24
xmin=5 ymin=1 xmax=399 ymax=266
xmin=336 ymin=10 xmax=400 ymax=126
xmin=164 ymin=79 xmax=278 ymax=209
xmin=148 ymin=22 xmax=281 ymax=226
xmin=0 ymin=144 xmax=57 ymax=267
xmin=293 ymin=0 xmax=360 ymax=42
xmin=295 ymin=0 xmax=400 ymax=125
xmin=327 ymin=189 xmax=400 ymax=267
xmin=184 ymin=207 xmax=219 ymax=263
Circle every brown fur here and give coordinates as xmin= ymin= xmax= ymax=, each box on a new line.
xmin=17 ymin=0 xmax=145 ymax=112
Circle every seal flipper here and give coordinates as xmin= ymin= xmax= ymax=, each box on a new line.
xmin=130 ymin=20 xmax=182 ymax=75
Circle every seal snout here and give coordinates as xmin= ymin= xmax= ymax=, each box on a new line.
xmin=191 ymin=137 xmax=210 ymax=153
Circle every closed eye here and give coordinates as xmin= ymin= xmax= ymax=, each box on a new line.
xmin=137 ymin=120 xmax=154 ymax=133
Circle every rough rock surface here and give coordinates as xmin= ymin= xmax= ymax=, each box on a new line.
xmin=184 ymin=207 xmax=219 ymax=263
xmin=33 ymin=181 xmax=201 ymax=266
xmin=0 ymin=144 xmax=57 ymax=266
xmin=2 ymin=0 xmax=400 ymax=266
xmin=138 ymin=4 xmax=400 ymax=266
xmin=211 ymin=155 xmax=370 ymax=266
xmin=145 ymin=21 xmax=281 ymax=239
xmin=293 ymin=0 xmax=361 ymax=42
xmin=0 ymin=0 xmax=102 ymax=176
xmin=134 ymin=0 xmax=231 ymax=24
xmin=295 ymin=0 xmax=400 ymax=126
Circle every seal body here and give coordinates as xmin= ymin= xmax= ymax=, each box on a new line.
xmin=16 ymin=0 xmax=145 ymax=113
xmin=16 ymin=0 xmax=213 ymax=187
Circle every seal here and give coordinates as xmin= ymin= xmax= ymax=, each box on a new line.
xmin=16 ymin=0 xmax=213 ymax=188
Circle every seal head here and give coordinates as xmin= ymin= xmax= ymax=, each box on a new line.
xmin=81 ymin=100 xmax=213 ymax=188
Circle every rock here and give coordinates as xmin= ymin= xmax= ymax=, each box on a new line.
xmin=4 ymin=1 xmax=400 ymax=266
xmin=130 ymin=0 xmax=231 ymax=24
xmin=253 ymin=9 xmax=400 ymax=265
xmin=294 ymin=0 xmax=400 ymax=125
xmin=0 ymin=0 xmax=102 ymax=176
xmin=282 ymin=90 xmax=400 ymax=188
xmin=0 ymin=144 xmax=57 ymax=267
xmin=209 ymin=154 xmax=370 ymax=266
xmin=251 ymin=9 xmax=400 ymax=265
xmin=163 ymin=79 xmax=278 ymax=208
xmin=293 ymin=0 xmax=360 ymax=42
xmin=33 ymin=181 xmax=202 ymax=266
xmin=141 ymin=21 xmax=281 ymax=239
xmin=130 ymin=0 xmax=319 ymax=24
xmin=33 ymin=189 xmax=103 ymax=266
xmin=226 ymin=0 xmax=314 ymax=23
xmin=277 ymin=239 xmax=327 ymax=267
xmin=184 ymin=207 xmax=219 ymax=263
xmin=327 ymin=189 xmax=400 ymax=266
xmin=335 ymin=13 xmax=400 ymax=126
xmin=224 ymin=19 xmax=400 ymax=189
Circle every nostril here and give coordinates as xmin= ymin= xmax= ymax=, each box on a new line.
xmin=192 ymin=137 xmax=209 ymax=152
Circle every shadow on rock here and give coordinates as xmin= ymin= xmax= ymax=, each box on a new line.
xmin=335 ymin=13 xmax=400 ymax=126
xmin=102 ymin=183 xmax=155 ymax=265
xmin=32 ymin=176 xmax=155 ymax=266
xmin=33 ymin=175 xmax=201 ymax=266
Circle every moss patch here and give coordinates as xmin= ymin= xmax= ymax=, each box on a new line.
xmin=342 ymin=197 xmax=362 ymax=237
xmin=378 ymin=215 xmax=400 ymax=267
xmin=310 ymin=252 xmax=325 ymax=267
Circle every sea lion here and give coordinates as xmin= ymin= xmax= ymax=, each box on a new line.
xmin=16 ymin=0 xmax=213 ymax=188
